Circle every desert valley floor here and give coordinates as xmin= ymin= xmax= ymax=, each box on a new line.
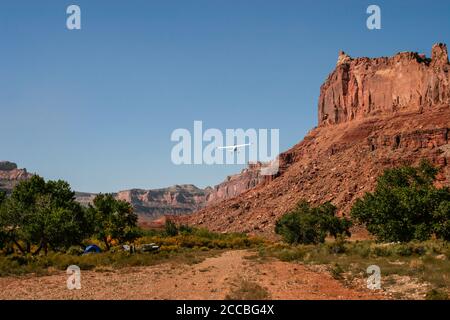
xmin=0 ymin=250 xmax=400 ymax=300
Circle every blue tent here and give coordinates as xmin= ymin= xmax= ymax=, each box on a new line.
xmin=83 ymin=244 xmax=101 ymax=254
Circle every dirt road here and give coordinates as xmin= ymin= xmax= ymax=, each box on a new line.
xmin=0 ymin=250 xmax=383 ymax=300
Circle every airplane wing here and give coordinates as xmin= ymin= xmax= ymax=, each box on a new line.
xmin=217 ymin=143 xmax=251 ymax=150
xmin=234 ymin=143 xmax=252 ymax=148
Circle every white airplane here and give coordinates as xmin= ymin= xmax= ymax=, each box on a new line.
xmin=217 ymin=143 xmax=252 ymax=152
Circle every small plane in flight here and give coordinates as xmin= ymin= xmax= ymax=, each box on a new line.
xmin=217 ymin=143 xmax=252 ymax=152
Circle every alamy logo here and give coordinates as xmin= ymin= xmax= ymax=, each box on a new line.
xmin=66 ymin=5 xmax=81 ymax=30
xmin=171 ymin=121 xmax=280 ymax=175
xmin=66 ymin=265 xmax=81 ymax=290
xmin=366 ymin=265 xmax=381 ymax=290
xmin=366 ymin=5 xmax=381 ymax=30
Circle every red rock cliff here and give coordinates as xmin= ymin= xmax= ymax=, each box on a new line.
xmin=180 ymin=44 xmax=450 ymax=237
xmin=319 ymin=44 xmax=450 ymax=125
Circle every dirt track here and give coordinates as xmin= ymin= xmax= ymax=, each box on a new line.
xmin=0 ymin=250 xmax=384 ymax=300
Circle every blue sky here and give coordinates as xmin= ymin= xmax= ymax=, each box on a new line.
xmin=1 ymin=0 xmax=449 ymax=192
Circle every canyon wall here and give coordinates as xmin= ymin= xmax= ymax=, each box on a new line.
xmin=319 ymin=43 xmax=449 ymax=125
xmin=181 ymin=44 xmax=450 ymax=236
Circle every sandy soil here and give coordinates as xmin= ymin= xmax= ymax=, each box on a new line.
xmin=0 ymin=250 xmax=384 ymax=300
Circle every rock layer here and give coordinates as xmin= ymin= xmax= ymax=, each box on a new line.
xmin=205 ymin=163 xmax=266 ymax=204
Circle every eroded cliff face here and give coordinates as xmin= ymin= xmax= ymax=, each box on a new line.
xmin=75 ymin=174 xmax=264 ymax=221
xmin=181 ymin=44 xmax=450 ymax=237
xmin=116 ymin=185 xmax=208 ymax=221
xmin=205 ymin=163 xmax=266 ymax=204
xmin=114 ymin=168 xmax=267 ymax=220
xmin=319 ymin=44 xmax=450 ymax=125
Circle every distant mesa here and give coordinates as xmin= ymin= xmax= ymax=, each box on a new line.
xmin=0 ymin=161 xmax=32 ymax=194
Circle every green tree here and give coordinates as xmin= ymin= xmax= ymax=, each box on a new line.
xmin=432 ymin=201 xmax=450 ymax=241
xmin=0 ymin=191 xmax=7 ymax=250
xmin=0 ymin=176 xmax=89 ymax=254
xmin=0 ymin=190 xmax=6 ymax=206
xmin=275 ymin=201 xmax=352 ymax=244
xmin=87 ymin=194 xmax=139 ymax=250
xmin=351 ymin=160 xmax=450 ymax=242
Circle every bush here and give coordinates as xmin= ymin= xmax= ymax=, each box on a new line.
xmin=393 ymin=245 xmax=413 ymax=257
xmin=371 ymin=245 xmax=393 ymax=257
xmin=66 ymin=246 xmax=84 ymax=256
xmin=277 ymin=247 xmax=307 ymax=261
xmin=275 ymin=201 xmax=352 ymax=245
xmin=326 ymin=235 xmax=347 ymax=254
xmin=160 ymin=245 xmax=179 ymax=252
xmin=351 ymin=160 xmax=450 ymax=242
xmin=225 ymin=279 xmax=269 ymax=300
xmin=330 ymin=263 xmax=344 ymax=279
xmin=178 ymin=224 xmax=194 ymax=235
xmin=352 ymin=241 xmax=371 ymax=258
xmin=425 ymin=288 xmax=449 ymax=300
xmin=164 ymin=220 xmax=179 ymax=237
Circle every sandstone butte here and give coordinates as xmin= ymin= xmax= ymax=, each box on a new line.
xmin=179 ymin=43 xmax=450 ymax=237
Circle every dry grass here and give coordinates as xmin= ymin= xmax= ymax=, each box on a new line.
xmin=225 ymin=278 xmax=270 ymax=300
xmin=0 ymin=227 xmax=265 ymax=277
xmin=258 ymin=239 xmax=450 ymax=299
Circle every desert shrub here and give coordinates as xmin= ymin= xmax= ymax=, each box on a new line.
xmin=159 ymin=245 xmax=179 ymax=252
xmin=178 ymin=224 xmax=194 ymax=235
xmin=66 ymin=245 xmax=84 ymax=256
xmin=275 ymin=201 xmax=352 ymax=245
xmin=371 ymin=245 xmax=393 ymax=257
xmin=136 ymin=228 xmax=261 ymax=250
xmin=177 ymin=235 xmax=210 ymax=248
xmin=425 ymin=289 xmax=449 ymax=300
xmin=192 ymin=227 xmax=220 ymax=239
xmin=140 ymin=229 xmax=164 ymax=237
xmin=351 ymin=160 xmax=450 ymax=242
xmin=326 ymin=235 xmax=348 ymax=254
xmin=225 ymin=279 xmax=269 ymax=300
xmin=330 ymin=263 xmax=344 ymax=279
xmin=164 ymin=220 xmax=179 ymax=236
xmin=277 ymin=247 xmax=307 ymax=261
xmin=393 ymin=244 xmax=413 ymax=257
xmin=410 ymin=243 xmax=427 ymax=255
xmin=351 ymin=241 xmax=371 ymax=258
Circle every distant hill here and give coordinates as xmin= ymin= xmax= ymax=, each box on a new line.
xmin=0 ymin=161 xmax=33 ymax=194
xmin=1 ymin=161 xmax=261 ymax=222
xmin=75 ymin=185 xmax=208 ymax=222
